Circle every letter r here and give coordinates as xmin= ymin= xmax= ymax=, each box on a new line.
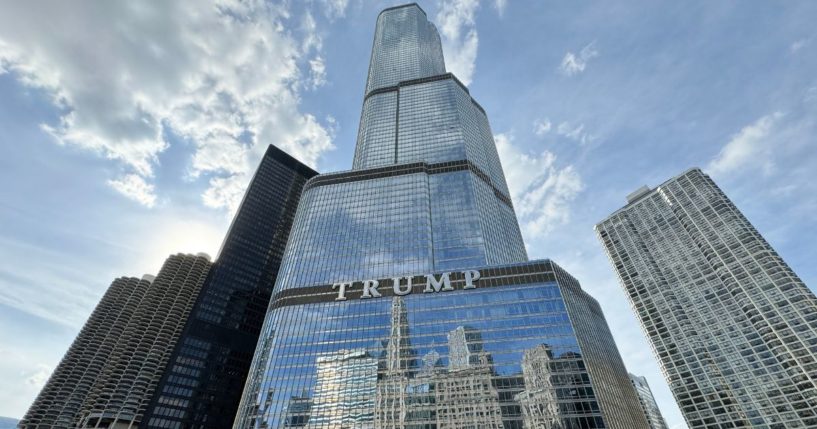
xmin=361 ymin=280 xmax=381 ymax=298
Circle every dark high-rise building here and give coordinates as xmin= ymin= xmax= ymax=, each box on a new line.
xmin=20 ymin=253 xmax=213 ymax=429
xmin=141 ymin=145 xmax=318 ymax=429
xmin=596 ymin=168 xmax=817 ymax=428
xmin=233 ymin=4 xmax=648 ymax=428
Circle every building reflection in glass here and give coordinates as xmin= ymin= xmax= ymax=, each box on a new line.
xmin=515 ymin=344 xmax=563 ymax=428
xmin=283 ymin=395 xmax=312 ymax=427
xmin=306 ymin=349 xmax=377 ymax=428
xmin=375 ymin=298 xmax=503 ymax=428
xmin=435 ymin=325 xmax=504 ymax=428
xmin=375 ymin=296 xmax=414 ymax=428
xmin=234 ymin=262 xmax=646 ymax=428
xmin=515 ymin=344 xmax=607 ymax=429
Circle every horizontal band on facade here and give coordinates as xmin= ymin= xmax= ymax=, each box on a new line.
xmin=268 ymin=261 xmax=559 ymax=311
xmin=377 ymin=2 xmax=426 ymax=18
xmin=365 ymin=73 xmax=463 ymax=100
xmin=303 ymin=159 xmax=514 ymax=208
xmin=364 ymin=72 xmax=486 ymax=115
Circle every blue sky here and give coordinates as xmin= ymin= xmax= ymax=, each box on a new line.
xmin=1 ymin=1 xmax=816 ymax=427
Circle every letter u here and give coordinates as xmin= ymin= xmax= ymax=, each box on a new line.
xmin=392 ymin=276 xmax=413 ymax=296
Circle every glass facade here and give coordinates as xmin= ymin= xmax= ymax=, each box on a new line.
xmin=364 ymin=4 xmax=445 ymax=95
xmin=274 ymin=162 xmax=526 ymax=291
xmin=235 ymin=4 xmax=647 ymax=429
xmin=629 ymin=374 xmax=669 ymax=429
xmin=140 ymin=145 xmax=318 ymax=429
xmin=236 ymin=262 xmax=647 ymax=429
xmin=596 ymin=168 xmax=817 ymax=428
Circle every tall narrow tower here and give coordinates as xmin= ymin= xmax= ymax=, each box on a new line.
xmin=276 ymin=3 xmax=526 ymax=287
xmin=234 ymin=4 xmax=648 ymax=428
xmin=596 ymin=168 xmax=817 ymax=428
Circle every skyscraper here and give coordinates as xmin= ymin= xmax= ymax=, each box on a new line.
xmin=19 ymin=276 xmax=154 ymax=429
xmin=629 ymin=374 xmax=669 ymax=429
xmin=596 ymin=168 xmax=817 ymax=428
xmin=141 ymin=145 xmax=318 ymax=429
xmin=234 ymin=4 xmax=647 ymax=429
xmin=20 ymin=253 xmax=212 ymax=429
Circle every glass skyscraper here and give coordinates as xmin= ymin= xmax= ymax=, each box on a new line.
xmin=596 ymin=168 xmax=817 ymax=428
xmin=628 ymin=374 xmax=669 ymax=429
xmin=234 ymin=4 xmax=647 ymax=429
xmin=141 ymin=145 xmax=318 ymax=429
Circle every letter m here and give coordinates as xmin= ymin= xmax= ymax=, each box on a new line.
xmin=424 ymin=272 xmax=454 ymax=293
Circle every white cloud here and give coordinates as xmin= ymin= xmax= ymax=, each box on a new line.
xmin=202 ymin=175 xmax=249 ymax=214
xmin=556 ymin=121 xmax=594 ymax=144
xmin=107 ymin=174 xmax=158 ymax=208
xmin=325 ymin=115 xmax=340 ymax=138
xmin=25 ymin=364 xmax=52 ymax=388
xmin=301 ymin=10 xmax=323 ymax=53
xmin=0 ymin=1 xmax=334 ymax=211
xmin=559 ymin=41 xmax=599 ymax=76
xmin=708 ymin=112 xmax=782 ymax=177
xmin=494 ymin=0 xmax=508 ymax=16
xmin=435 ymin=0 xmax=480 ymax=86
xmin=308 ymin=56 xmax=328 ymax=89
xmin=1 ymin=344 xmax=65 ymax=419
xmin=533 ymin=118 xmax=552 ymax=136
xmin=790 ymin=38 xmax=811 ymax=54
xmin=533 ymin=117 xmax=594 ymax=143
xmin=496 ymin=133 xmax=584 ymax=237
xmin=320 ymin=0 xmax=350 ymax=20
xmin=139 ymin=217 xmax=227 ymax=271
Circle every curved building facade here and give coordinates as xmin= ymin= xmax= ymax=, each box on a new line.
xmin=78 ymin=254 xmax=212 ymax=429
xmin=19 ymin=253 xmax=212 ymax=429
xmin=364 ymin=4 xmax=445 ymax=95
xmin=19 ymin=276 xmax=153 ymax=429
xmin=234 ymin=4 xmax=647 ymax=429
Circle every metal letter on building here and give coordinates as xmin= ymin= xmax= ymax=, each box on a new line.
xmin=463 ymin=270 xmax=481 ymax=289
xmin=333 ymin=282 xmax=352 ymax=301
xmin=392 ymin=276 xmax=412 ymax=296
xmin=361 ymin=279 xmax=382 ymax=298
xmin=424 ymin=272 xmax=453 ymax=293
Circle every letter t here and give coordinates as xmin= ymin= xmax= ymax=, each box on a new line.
xmin=333 ymin=282 xmax=352 ymax=301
